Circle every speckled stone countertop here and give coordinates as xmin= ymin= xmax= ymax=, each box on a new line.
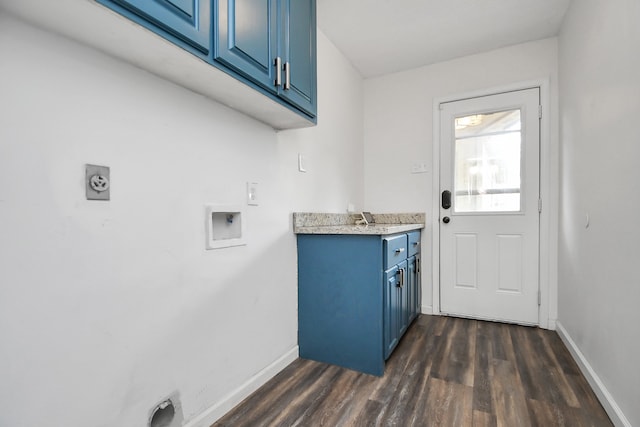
xmin=293 ymin=212 xmax=425 ymax=235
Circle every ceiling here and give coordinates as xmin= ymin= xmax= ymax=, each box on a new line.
xmin=317 ymin=0 xmax=572 ymax=78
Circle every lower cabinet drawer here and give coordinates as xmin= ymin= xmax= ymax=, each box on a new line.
xmin=383 ymin=234 xmax=408 ymax=269
xmin=408 ymin=231 xmax=421 ymax=257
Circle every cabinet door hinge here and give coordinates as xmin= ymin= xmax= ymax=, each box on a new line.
xmin=538 ymin=104 xmax=542 ymax=119
xmin=538 ymin=198 xmax=542 ymax=213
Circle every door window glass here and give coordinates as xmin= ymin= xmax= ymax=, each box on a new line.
xmin=454 ymin=109 xmax=522 ymax=213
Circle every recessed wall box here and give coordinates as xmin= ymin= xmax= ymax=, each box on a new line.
xmin=205 ymin=205 xmax=246 ymax=250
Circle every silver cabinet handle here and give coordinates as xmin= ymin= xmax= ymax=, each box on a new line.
xmin=284 ymin=61 xmax=290 ymax=90
xmin=396 ymin=268 xmax=405 ymax=288
xmin=395 ymin=248 xmax=405 ymax=254
xmin=274 ymin=57 xmax=282 ymax=87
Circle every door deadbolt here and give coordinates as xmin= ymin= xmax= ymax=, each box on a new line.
xmin=442 ymin=190 xmax=451 ymax=209
xmin=442 ymin=216 xmax=450 ymax=224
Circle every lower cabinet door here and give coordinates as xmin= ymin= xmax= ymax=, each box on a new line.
xmin=398 ymin=260 xmax=409 ymax=336
xmin=415 ymin=253 xmax=422 ymax=316
xmin=384 ymin=260 xmax=408 ymax=360
xmin=107 ymin=0 xmax=211 ymax=52
xmin=383 ymin=265 xmax=400 ymax=360
xmin=408 ymin=256 xmax=417 ymax=322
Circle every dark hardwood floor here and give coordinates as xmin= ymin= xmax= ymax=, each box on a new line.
xmin=213 ymin=315 xmax=612 ymax=427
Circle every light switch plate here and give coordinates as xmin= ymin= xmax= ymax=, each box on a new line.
xmin=247 ymin=182 xmax=259 ymax=206
xmin=86 ymin=164 xmax=110 ymax=200
xmin=298 ymin=154 xmax=307 ymax=173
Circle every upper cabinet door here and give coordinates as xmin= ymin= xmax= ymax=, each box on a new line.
xmin=279 ymin=0 xmax=317 ymax=116
xmin=109 ymin=0 xmax=211 ymax=52
xmin=214 ymin=0 xmax=278 ymax=92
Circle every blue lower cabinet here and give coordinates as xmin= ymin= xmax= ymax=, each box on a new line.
xmin=298 ymin=234 xmax=385 ymax=376
xmin=298 ymin=231 xmax=421 ymax=376
xmin=99 ymin=0 xmax=211 ymax=53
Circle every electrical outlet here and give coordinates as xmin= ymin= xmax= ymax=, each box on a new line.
xmin=411 ymin=162 xmax=429 ymax=174
xmin=86 ymin=164 xmax=110 ymax=200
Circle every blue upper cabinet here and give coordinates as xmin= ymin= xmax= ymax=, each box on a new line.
xmin=101 ymin=0 xmax=212 ymax=53
xmin=95 ymin=0 xmax=316 ymax=124
xmin=278 ymin=0 xmax=317 ymax=117
xmin=214 ymin=0 xmax=317 ymax=117
xmin=214 ymin=0 xmax=278 ymax=93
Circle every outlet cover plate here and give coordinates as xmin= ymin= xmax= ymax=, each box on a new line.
xmin=411 ymin=162 xmax=429 ymax=174
xmin=86 ymin=164 xmax=110 ymax=200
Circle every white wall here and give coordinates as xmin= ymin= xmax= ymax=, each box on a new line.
xmin=0 ymin=13 xmax=363 ymax=427
xmin=363 ymin=38 xmax=559 ymax=315
xmin=558 ymin=0 xmax=640 ymax=425
xmin=278 ymin=34 xmax=364 ymax=213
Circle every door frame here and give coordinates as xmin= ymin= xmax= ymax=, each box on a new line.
xmin=431 ymin=80 xmax=557 ymax=329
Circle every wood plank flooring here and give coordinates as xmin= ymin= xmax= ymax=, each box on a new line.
xmin=213 ymin=315 xmax=612 ymax=427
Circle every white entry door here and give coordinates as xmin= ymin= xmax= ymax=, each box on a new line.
xmin=439 ymin=88 xmax=540 ymax=324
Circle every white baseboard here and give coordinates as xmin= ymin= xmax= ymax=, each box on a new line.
xmin=184 ymin=346 xmax=299 ymax=427
xmin=556 ymin=322 xmax=630 ymax=427
xmin=421 ymin=305 xmax=434 ymax=315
